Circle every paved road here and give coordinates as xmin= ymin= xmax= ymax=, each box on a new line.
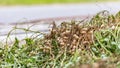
xmin=0 ymin=2 xmax=120 ymax=24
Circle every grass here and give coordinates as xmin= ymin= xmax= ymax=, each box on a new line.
xmin=0 ymin=0 xmax=118 ymax=5
xmin=0 ymin=10 xmax=120 ymax=68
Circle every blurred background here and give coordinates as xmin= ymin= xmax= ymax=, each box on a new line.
xmin=0 ymin=0 xmax=120 ymax=42
xmin=0 ymin=0 xmax=118 ymax=5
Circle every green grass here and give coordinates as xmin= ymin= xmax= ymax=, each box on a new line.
xmin=0 ymin=11 xmax=120 ymax=68
xmin=0 ymin=0 xmax=118 ymax=5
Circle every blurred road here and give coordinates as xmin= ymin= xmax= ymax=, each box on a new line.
xmin=0 ymin=2 xmax=120 ymax=24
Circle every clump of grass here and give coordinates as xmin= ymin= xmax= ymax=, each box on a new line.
xmin=0 ymin=10 xmax=120 ymax=68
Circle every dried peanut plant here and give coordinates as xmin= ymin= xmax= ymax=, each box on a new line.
xmin=0 ymin=10 xmax=120 ymax=68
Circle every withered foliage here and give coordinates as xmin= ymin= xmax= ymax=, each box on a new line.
xmin=42 ymin=11 xmax=120 ymax=55
xmin=45 ymin=22 xmax=95 ymax=53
